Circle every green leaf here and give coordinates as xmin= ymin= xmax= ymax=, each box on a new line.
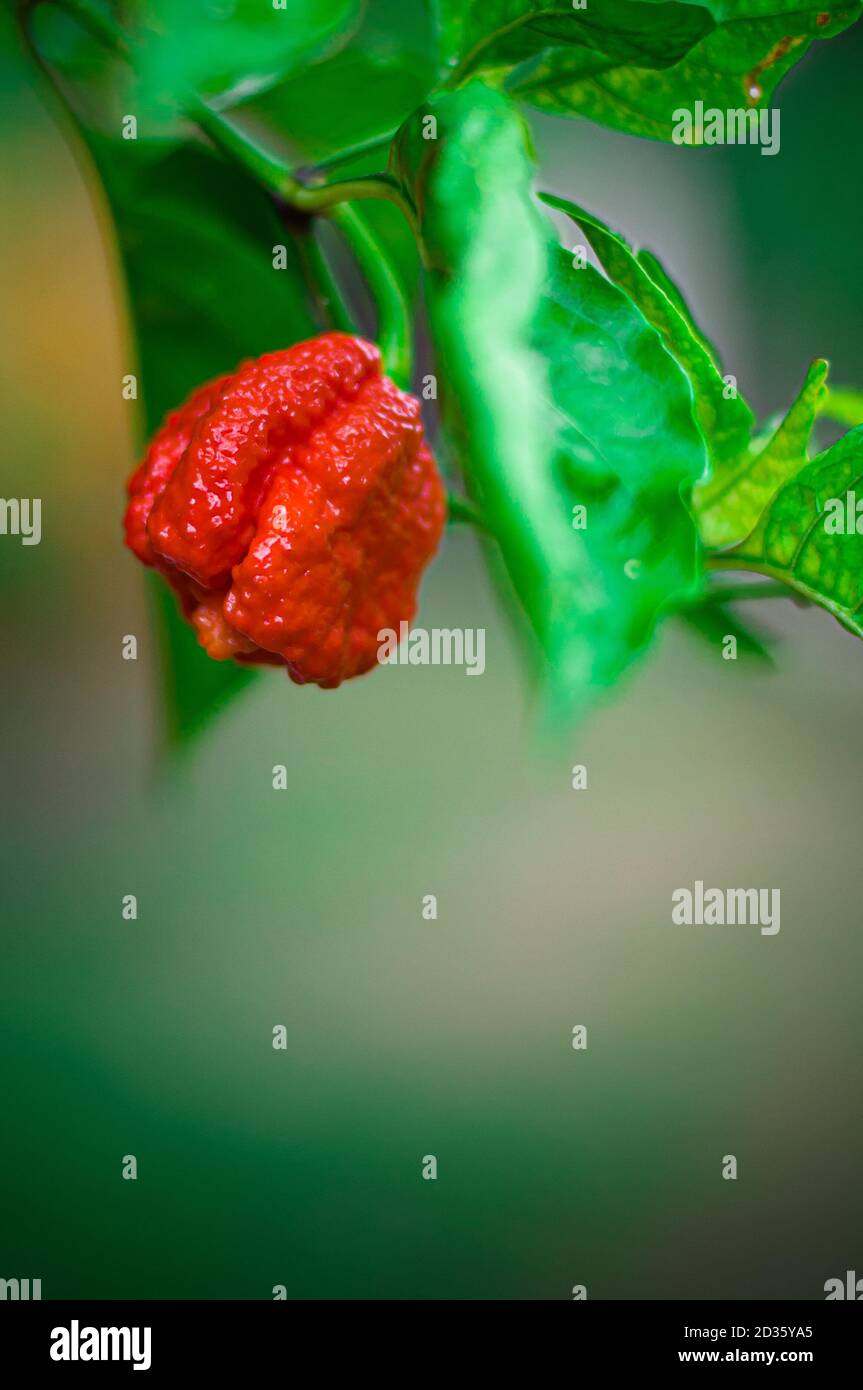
xmin=722 ymin=426 xmax=863 ymax=638
xmin=542 ymin=193 xmax=753 ymax=467
xmin=436 ymin=0 xmax=714 ymax=83
xmin=512 ymin=2 xmax=861 ymax=140
xmin=538 ymin=243 xmax=707 ymax=684
xmin=694 ymin=359 xmax=828 ymax=547
xmin=394 ymin=84 xmax=571 ymax=684
xmin=821 ymin=386 xmax=863 ymax=430
xmin=87 ymin=137 xmax=319 ymax=429
xmin=635 ymin=246 xmax=723 ymax=371
xmin=245 ymin=0 xmax=436 ymax=159
xmin=148 ymin=572 xmax=258 ymax=745
xmin=678 ymin=596 xmax=776 ymax=665
xmin=84 ymin=134 xmax=321 ymax=739
xmin=542 ymin=198 xmax=846 ymax=564
xmin=394 ymin=83 xmax=705 ymax=710
xmin=130 ymin=0 xmax=363 ymax=108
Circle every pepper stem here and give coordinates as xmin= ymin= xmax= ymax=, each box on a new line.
xmin=330 ymin=205 xmax=413 ymax=390
xmin=41 ymin=0 xmax=416 ymax=228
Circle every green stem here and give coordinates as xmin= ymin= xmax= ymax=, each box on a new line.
xmin=309 ymin=132 xmax=398 ymax=173
xmin=39 ymin=0 xmax=419 ymax=373
xmin=700 ymin=553 xmax=817 ymax=608
xmin=331 ymin=204 xmax=413 ymax=389
xmin=183 ymin=92 xmax=406 ymax=213
xmin=447 ymin=493 xmax=487 ymax=529
xmin=446 ymin=14 xmax=532 ymax=86
xmin=294 ymin=173 xmax=410 ymax=218
xmin=693 ymin=579 xmax=797 ymax=606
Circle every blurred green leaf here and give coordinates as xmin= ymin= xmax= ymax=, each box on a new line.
xmin=678 ymin=595 xmax=776 ymax=665
xmin=87 ymin=136 xmax=319 ymax=427
xmin=29 ymin=0 xmax=115 ymax=80
xmin=29 ymin=2 xmax=140 ymax=135
xmin=148 ymin=571 xmax=258 ymax=743
xmin=246 ymin=0 xmax=436 ymax=160
xmin=436 ymin=0 xmax=714 ymax=82
xmin=822 ymin=386 xmax=863 ymax=429
xmin=512 ymin=2 xmax=862 ymax=139
xmin=723 ymin=425 xmax=863 ymax=638
xmin=130 ymin=0 xmax=363 ymax=109
xmin=84 ymin=134 xmax=321 ymax=739
xmin=395 ymin=84 xmax=705 ymax=711
xmin=394 ymin=84 xmax=568 ymax=686
xmin=695 ymin=359 xmax=828 ymax=547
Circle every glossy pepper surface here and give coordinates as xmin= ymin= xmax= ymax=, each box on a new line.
xmin=124 ymin=334 xmax=446 ymax=687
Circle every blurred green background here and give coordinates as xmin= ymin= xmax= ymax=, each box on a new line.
xmin=1 ymin=9 xmax=861 ymax=1299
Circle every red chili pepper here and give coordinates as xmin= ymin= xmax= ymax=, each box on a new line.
xmin=124 ymin=334 xmax=446 ymax=688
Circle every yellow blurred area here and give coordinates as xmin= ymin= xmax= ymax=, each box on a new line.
xmin=1 ymin=38 xmax=136 ymax=595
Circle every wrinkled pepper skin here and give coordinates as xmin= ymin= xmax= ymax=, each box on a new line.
xmin=124 ymin=334 xmax=446 ymax=688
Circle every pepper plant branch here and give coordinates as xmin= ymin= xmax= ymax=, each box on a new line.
xmin=705 ymin=553 xmax=813 ymax=606
xmin=306 ymin=132 xmax=399 ymax=174
xmin=41 ymin=0 xmax=414 ymax=226
xmin=685 ymin=578 xmax=799 ymax=606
